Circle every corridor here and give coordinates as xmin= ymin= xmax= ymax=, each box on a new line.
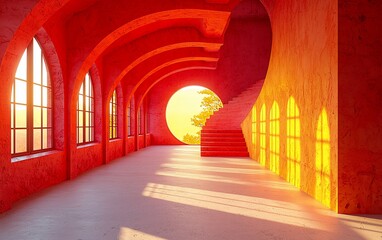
xmin=0 ymin=146 xmax=381 ymax=240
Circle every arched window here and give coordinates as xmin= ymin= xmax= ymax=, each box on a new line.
xmin=109 ymin=90 xmax=118 ymax=139
xmin=138 ymin=106 xmax=143 ymax=135
xmin=128 ymin=97 xmax=135 ymax=136
xmin=11 ymin=38 xmax=52 ymax=156
xmin=76 ymin=73 xmax=94 ymax=144
xmin=127 ymin=102 xmax=132 ymax=136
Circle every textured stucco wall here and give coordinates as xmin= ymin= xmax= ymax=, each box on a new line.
xmin=338 ymin=0 xmax=382 ymax=214
xmin=242 ymin=0 xmax=338 ymax=211
xmin=1 ymin=152 xmax=66 ymax=212
xmin=72 ymin=144 xmax=103 ymax=178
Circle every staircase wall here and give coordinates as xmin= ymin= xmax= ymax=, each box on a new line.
xmin=241 ymin=0 xmax=339 ymax=212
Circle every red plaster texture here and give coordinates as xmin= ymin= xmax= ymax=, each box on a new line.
xmin=338 ymin=0 xmax=382 ymax=214
xmin=1 ymin=0 xmax=379 ymax=216
xmin=0 ymin=0 xmax=239 ymax=212
xmin=72 ymin=144 xmax=103 ymax=178
xmin=126 ymin=137 xmax=136 ymax=153
xmin=138 ymin=136 xmax=146 ymax=150
xmin=1 ymin=152 xmax=66 ymax=212
xmin=106 ymin=140 xmax=124 ymax=164
xmin=242 ymin=0 xmax=339 ymax=211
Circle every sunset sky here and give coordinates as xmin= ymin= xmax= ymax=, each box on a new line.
xmin=166 ymin=85 xmax=207 ymax=143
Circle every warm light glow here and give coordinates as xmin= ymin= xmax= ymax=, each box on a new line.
xmin=165 ymin=86 xmax=222 ymax=144
xmin=315 ymin=108 xmax=331 ymax=208
xmin=118 ymin=227 xmax=165 ymax=240
xmin=287 ymin=97 xmax=301 ymax=188
xmin=11 ymin=38 xmax=52 ymax=155
xmin=270 ymin=101 xmax=280 ymax=174
xmin=259 ymin=104 xmax=266 ymax=166
xmin=251 ymin=106 xmax=257 ymax=154
xmin=160 ymin=163 xmax=258 ymax=174
xmin=142 ymin=183 xmax=325 ymax=230
xmin=109 ymin=90 xmax=118 ymax=139
xmin=156 ymin=170 xmax=298 ymax=191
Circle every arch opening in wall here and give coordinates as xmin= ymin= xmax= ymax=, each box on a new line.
xmin=165 ymin=85 xmax=222 ymax=145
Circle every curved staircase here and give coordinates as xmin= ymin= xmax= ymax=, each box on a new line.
xmin=201 ymin=80 xmax=264 ymax=157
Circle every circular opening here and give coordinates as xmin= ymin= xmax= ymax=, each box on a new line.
xmin=166 ymin=85 xmax=222 ymax=144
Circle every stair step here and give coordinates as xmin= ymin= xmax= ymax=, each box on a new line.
xmin=201 ymin=132 xmax=243 ymax=138
xmin=200 ymin=80 xmax=265 ymax=157
xmin=201 ymin=146 xmax=248 ymax=151
xmin=202 ymin=137 xmax=246 ymax=142
xmin=200 ymin=142 xmax=247 ymax=147
xmin=201 ymin=129 xmax=242 ymax=133
xmin=201 ymin=151 xmax=249 ymax=157
xmin=201 ymin=141 xmax=246 ymax=146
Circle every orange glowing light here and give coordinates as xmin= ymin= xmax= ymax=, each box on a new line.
xmin=287 ymin=97 xmax=301 ymax=188
xmin=270 ymin=101 xmax=280 ymax=174
xmin=259 ymin=104 xmax=267 ymax=166
xmin=315 ymin=108 xmax=331 ymax=208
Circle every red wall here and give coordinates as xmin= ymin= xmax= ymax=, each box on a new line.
xmin=148 ymin=7 xmax=272 ymax=143
xmin=72 ymin=144 xmax=103 ymax=178
xmin=338 ymin=0 xmax=382 ymax=214
xmin=1 ymin=0 xmax=380 ymax=215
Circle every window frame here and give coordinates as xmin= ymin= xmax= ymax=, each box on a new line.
xmin=138 ymin=106 xmax=143 ymax=135
xmin=76 ymin=73 xmax=95 ymax=145
xmin=109 ymin=90 xmax=118 ymax=140
xmin=127 ymin=102 xmax=132 ymax=136
xmin=11 ymin=38 xmax=53 ymax=157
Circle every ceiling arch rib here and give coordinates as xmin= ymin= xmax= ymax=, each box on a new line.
xmin=136 ymin=66 xmax=217 ymax=108
xmin=69 ymin=9 xmax=231 ymax=105
xmin=128 ymin=58 xmax=218 ymax=107
xmin=104 ymin=42 xmax=223 ymax=99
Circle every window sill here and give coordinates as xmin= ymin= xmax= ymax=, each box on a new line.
xmin=11 ymin=150 xmax=62 ymax=163
xmin=109 ymin=138 xmax=122 ymax=143
xmin=77 ymin=142 xmax=100 ymax=149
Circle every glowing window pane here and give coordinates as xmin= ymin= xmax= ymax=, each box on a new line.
xmin=85 ymin=127 xmax=90 ymax=142
xmin=33 ymin=39 xmax=42 ymax=84
xmin=85 ymin=112 xmax=90 ymax=126
xmin=15 ymin=129 xmax=27 ymax=153
xmin=15 ymin=80 xmax=27 ymax=104
xmin=42 ymin=58 xmax=48 ymax=86
xmin=33 ymin=107 xmax=42 ymax=127
xmin=42 ymin=87 xmax=49 ymax=107
xmin=15 ymin=105 xmax=27 ymax=128
xmin=77 ymin=128 xmax=83 ymax=144
xmin=33 ymin=129 xmax=42 ymax=150
xmin=33 ymin=84 xmax=41 ymax=106
xmin=15 ymin=49 xmax=27 ymax=80
xmin=43 ymin=129 xmax=49 ymax=148
xmin=78 ymin=111 xmax=83 ymax=127
xmin=11 ymin=105 xmax=14 ymax=128
xmin=11 ymin=131 xmax=14 ymax=154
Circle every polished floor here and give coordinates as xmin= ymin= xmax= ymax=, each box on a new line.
xmin=1 ymin=146 xmax=381 ymax=240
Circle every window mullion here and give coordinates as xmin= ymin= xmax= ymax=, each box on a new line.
xmin=83 ymin=81 xmax=86 ymax=143
xmin=27 ymin=41 xmax=34 ymax=154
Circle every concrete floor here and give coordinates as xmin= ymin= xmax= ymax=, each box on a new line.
xmin=0 ymin=146 xmax=381 ymax=240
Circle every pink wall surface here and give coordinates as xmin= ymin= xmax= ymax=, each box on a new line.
xmin=338 ymin=0 xmax=382 ymax=214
